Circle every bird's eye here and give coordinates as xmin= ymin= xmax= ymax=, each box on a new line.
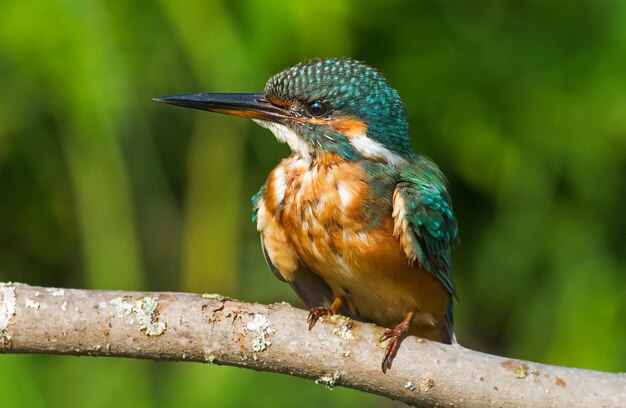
xmin=305 ymin=101 xmax=329 ymax=118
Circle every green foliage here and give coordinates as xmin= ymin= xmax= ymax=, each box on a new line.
xmin=0 ymin=0 xmax=624 ymax=406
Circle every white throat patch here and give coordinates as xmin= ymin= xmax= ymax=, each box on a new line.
xmin=253 ymin=120 xmax=311 ymax=162
xmin=348 ymin=132 xmax=407 ymax=166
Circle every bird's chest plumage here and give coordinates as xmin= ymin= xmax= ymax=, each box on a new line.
xmin=265 ymin=156 xmax=388 ymax=274
xmin=258 ymin=155 xmax=447 ymax=329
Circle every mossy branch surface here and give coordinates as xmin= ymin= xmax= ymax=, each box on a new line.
xmin=0 ymin=283 xmax=624 ymax=407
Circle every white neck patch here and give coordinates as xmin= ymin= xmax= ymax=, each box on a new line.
xmin=348 ymin=133 xmax=407 ymax=166
xmin=254 ymin=120 xmax=406 ymax=166
xmin=253 ymin=120 xmax=311 ymax=163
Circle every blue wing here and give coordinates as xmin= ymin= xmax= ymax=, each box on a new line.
xmin=394 ymin=156 xmax=458 ymax=342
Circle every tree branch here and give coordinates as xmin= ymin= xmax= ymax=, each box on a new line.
xmin=0 ymin=283 xmax=624 ymax=407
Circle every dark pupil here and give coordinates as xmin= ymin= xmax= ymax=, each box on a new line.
xmin=306 ymin=101 xmax=328 ymax=117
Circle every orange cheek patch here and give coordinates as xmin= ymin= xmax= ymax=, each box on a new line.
xmin=298 ymin=116 xmax=367 ymax=138
xmin=329 ymin=117 xmax=368 ymax=138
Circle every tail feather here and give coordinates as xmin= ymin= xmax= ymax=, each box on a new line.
xmin=442 ymin=301 xmax=456 ymax=344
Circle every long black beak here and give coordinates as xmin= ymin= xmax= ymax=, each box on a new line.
xmin=153 ymin=93 xmax=289 ymax=123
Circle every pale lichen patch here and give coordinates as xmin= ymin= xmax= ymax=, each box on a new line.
xmin=25 ymin=298 xmax=41 ymax=310
xmin=246 ymin=313 xmax=274 ymax=352
xmin=315 ymin=370 xmax=341 ymax=390
xmin=330 ymin=315 xmax=355 ymax=341
xmin=404 ymin=381 xmax=416 ymax=391
xmin=110 ymin=296 xmax=167 ymax=336
xmin=134 ymin=297 xmax=167 ymax=336
xmin=202 ymin=293 xmax=223 ymax=300
xmin=501 ymin=359 xmax=537 ymax=379
xmin=110 ymin=297 xmax=134 ymax=315
xmin=47 ymin=288 xmax=65 ymax=297
xmin=0 ymin=283 xmax=17 ymax=346
xmin=515 ymin=367 xmax=528 ymax=379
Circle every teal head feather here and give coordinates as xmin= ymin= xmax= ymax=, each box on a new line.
xmin=262 ymin=58 xmax=414 ymax=162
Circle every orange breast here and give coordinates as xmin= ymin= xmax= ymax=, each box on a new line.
xmin=260 ymin=154 xmax=449 ymax=338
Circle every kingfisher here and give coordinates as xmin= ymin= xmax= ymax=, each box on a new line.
xmin=155 ymin=58 xmax=458 ymax=372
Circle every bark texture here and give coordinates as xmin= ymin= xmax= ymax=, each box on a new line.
xmin=1 ymin=283 xmax=624 ymax=407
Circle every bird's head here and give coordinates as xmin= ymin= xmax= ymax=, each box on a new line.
xmin=156 ymin=58 xmax=413 ymax=165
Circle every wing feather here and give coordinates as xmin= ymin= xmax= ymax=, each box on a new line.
xmin=393 ymin=156 xmax=459 ymax=342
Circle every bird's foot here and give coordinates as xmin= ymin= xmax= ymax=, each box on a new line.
xmin=379 ymin=312 xmax=415 ymax=373
xmin=307 ymin=296 xmax=345 ymax=330
xmin=307 ymin=307 xmax=334 ymax=330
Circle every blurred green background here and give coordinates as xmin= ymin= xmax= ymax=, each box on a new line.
xmin=1 ymin=0 xmax=625 ymax=406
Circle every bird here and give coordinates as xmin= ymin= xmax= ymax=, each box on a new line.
xmin=155 ymin=58 xmax=458 ymax=372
